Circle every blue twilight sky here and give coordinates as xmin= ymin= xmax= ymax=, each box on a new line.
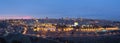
xmin=0 ymin=0 xmax=120 ymax=20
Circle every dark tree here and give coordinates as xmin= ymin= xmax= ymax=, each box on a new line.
xmin=11 ymin=40 xmax=22 ymax=43
xmin=0 ymin=21 xmax=9 ymax=28
xmin=0 ymin=37 xmax=6 ymax=43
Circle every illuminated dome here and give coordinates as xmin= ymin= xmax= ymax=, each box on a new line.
xmin=74 ymin=22 xmax=78 ymax=26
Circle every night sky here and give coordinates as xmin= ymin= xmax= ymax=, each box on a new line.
xmin=0 ymin=0 xmax=120 ymax=20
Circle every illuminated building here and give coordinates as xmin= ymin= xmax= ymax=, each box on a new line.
xmin=103 ymin=26 xmax=119 ymax=31
xmin=76 ymin=25 xmax=119 ymax=32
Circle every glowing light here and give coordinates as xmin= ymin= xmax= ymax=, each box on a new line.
xmin=23 ymin=27 xmax=27 ymax=34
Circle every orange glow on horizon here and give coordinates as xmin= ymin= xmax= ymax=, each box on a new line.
xmin=0 ymin=16 xmax=33 ymax=19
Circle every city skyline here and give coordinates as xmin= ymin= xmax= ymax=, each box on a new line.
xmin=0 ymin=0 xmax=120 ymax=20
